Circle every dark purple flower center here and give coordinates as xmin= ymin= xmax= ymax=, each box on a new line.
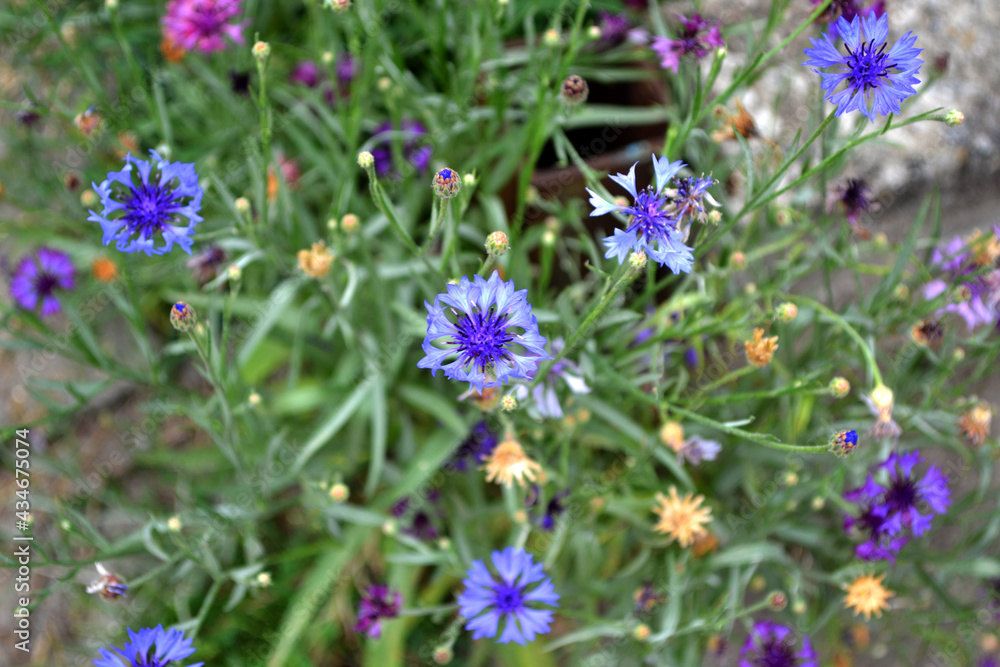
xmin=124 ymin=182 xmax=179 ymax=238
xmin=453 ymin=307 xmax=515 ymax=373
xmin=884 ymin=477 xmax=918 ymax=515
xmin=192 ymin=6 xmax=228 ymax=36
xmin=841 ymin=179 xmax=871 ymax=215
xmin=492 ymin=583 xmax=524 ymax=612
xmin=845 ymin=38 xmax=896 ymax=92
xmin=625 ymin=189 xmax=673 ymax=240
xmin=34 ymin=272 xmax=59 ymax=298
xmin=754 ymin=637 xmax=800 ymax=667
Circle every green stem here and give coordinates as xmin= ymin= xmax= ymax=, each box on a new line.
xmin=669 ymin=405 xmax=828 ymax=453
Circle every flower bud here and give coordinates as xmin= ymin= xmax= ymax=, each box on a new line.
xmin=170 ymin=302 xmax=197 ymax=332
xmin=543 ymin=29 xmax=560 ymax=46
xmin=167 ymin=516 xmax=182 ymax=532
xmin=745 ymin=328 xmax=778 ymax=368
xmin=628 ymin=251 xmax=648 ymax=271
xmin=708 ymin=209 xmax=722 ymax=224
xmin=248 ymin=392 xmax=261 ymax=407
xmin=633 ymin=624 xmax=651 ymax=641
xmin=81 ymin=190 xmax=99 ymax=208
xmin=561 ymin=75 xmax=589 ymax=104
xmin=321 ymin=51 xmax=334 ymax=64
xmin=341 ymin=213 xmax=359 ymax=233
xmin=730 ymin=251 xmax=745 ymax=270
xmin=324 ymin=0 xmax=351 ymax=12
xmin=829 ymin=377 xmax=850 ymax=398
xmin=659 ymin=421 xmax=684 ymax=453
xmin=357 ymin=151 xmax=374 ymax=169
xmin=432 ymin=168 xmax=461 ymax=199
xmin=252 ymin=41 xmax=270 ymax=60
xmin=893 ymin=284 xmax=910 ymax=300
xmin=329 ymin=483 xmax=350 ymax=503
xmin=776 ymin=302 xmax=798 ymax=323
xmin=228 ymin=265 xmax=242 ymax=281
xmin=944 ymin=109 xmax=964 ymax=126
xmin=235 ymin=197 xmax=251 ymax=214
xmin=486 ymin=231 xmax=509 ymax=256
xmin=767 ymin=591 xmax=788 ymax=611
xmin=501 ymin=395 xmax=517 ymax=412
xmin=256 ymin=572 xmax=272 ymax=587
xmin=829 ymin=429 xmax=859 ymax=457
xmin=433 ymin=646 xmax=453 ymax=664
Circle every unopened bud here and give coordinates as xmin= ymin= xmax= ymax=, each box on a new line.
xmin=486 ymin=231 xmax=509 ymax=256
xmin=167 ymin=516 xmax=182 ymax=532
xmin=776 ymin=302 xmax=798 ymax=323
xmin=228 ymin=265 xmax=242 ymax=281
xmin=234 ymin=196 xmax=251 ymax=214
xmin=629 ymin=251 xmax=648 ymax=270
xmin=633 ymin=624 xmax=651 ymax=641
xmin=256 ymin=572 xmax=272 ymax=587
xmin=341 ymin=213 xmax=359 ymax=233
xmin=324 ymin=0 xmax=351 ymax=11
xmin=829 ymin=377 xmax=851 ymax=398
xmin=561 ymin=75 xmax=589 ymax=104
xmin=944 ymin=109 xmax=964 ymax=126
xmin=357 ymin=151 xmax=374 ymax=170
xmin=252 ymin=41 xmax=270 ymax=60
xmin=329 ymin=483 xmax=349 ymax=503
xmin=894 ymin=284 xmax=910 ymax=300
xmin=170 ymin=302 xmax=197 ymax=332
xmin=767 ymin=591 xmax=788 ymax=611
xmin=708 ymin=209 xmax=722 ymax=224
xmin=543 ymin=29 xmax=560 ymax=46
xmin=432 ymin=168 xmax=462 ymax=199
xmin=731 ymin=251 xmax=746 ymax=270
xmin=501 ymin=395 xmax=517 ymax=412
xmin=432 ymin=646 xmax=453 ymax=664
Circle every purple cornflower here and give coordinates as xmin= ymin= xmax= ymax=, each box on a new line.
xmin=513 ymin=338 xmax=589 ymax=419
xmin=922 ymin=228 xmax=1000 ymax=330
xmin=844 ymin=450 xmax=951 ymax=561
xmin=651 ymin=14 xmax=724 ymax=73
xmin=369 ymin=119 xmax=433 ymax=176
xmin=677 ymin=435 xmax=721 ymax=465
xmin=979 ymin=657 xmax=999 ymax=667
xmin=94 ymin=625 xmax=203 ymax=667
xmin=739 ymin=621 xmax=817 ymax=667
xmin=9 ymin=248 xmax=75 ymax=317
xmin=354 ymin=584 xmax=402 ymax=639
xmin=446 ymin=422 xmax=498 ymax=472
xmin=417 ymin=272 xmax=549 ymax=394
xmin=671 ymin=175 xmax=717 ymax=223
xmin=526 ymin=486 xmax=568 ymax=531
xmin=289 ymin=60 xmax=320 ymax=88
xmin=599 ymin=11 xmax=631 ymax=45
xmin=457 ymin=547 xmax=559 ymax=644
xmin=87 ymin=150 xmax=203 ymax=256
xmin=161 ymin=0 xmax=246 ymax=54
xmin=803 ymin=13 xmax=922 ymax=123
xmin=587 ymin=154 xmax=699 ymax=273
xmin=186 ymin=244 xmax=226 ymax=286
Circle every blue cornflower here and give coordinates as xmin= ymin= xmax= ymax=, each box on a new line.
xmin=88 ymin=150 xmax=203 ymax=256
xmin=739 ymin=620 xmax=817 ymax=667
xmin=843 ymin=450 xmax=951 ymax=561
xmin=9 ymin=247 xmax=75 ymax=317
xmin=417 ymin=272 xmax=549 ymax=394
xmin=457 ymin=547 xmax=559 ymax=644
xmin=587 ymin=154 xmax=699 ymax=274
xmin=802 ymin=13 xmax=922 ymax=123
xmin=94 ymin=625 xmax=203 ymax=667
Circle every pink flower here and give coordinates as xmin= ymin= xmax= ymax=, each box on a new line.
xmin=651 ymin=14 xmax=724 ymax=73
xmin=162 ymin=0 xmax=247 ymax=54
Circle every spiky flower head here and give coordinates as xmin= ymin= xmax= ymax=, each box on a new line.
xmin=161 ymin=0 xmax=246 ymax=54
xmin=560 ymin=75 xmax=589 ymax=104
xmin=354 ymin=584 xmax=401 ymax=639
xmin=802 ymin=13 xmax=922 ymax=122
xmin=9 ymin=248 xmax=75 ymax=317
xmin=829 ymin=429 xmax=859 ymax=457
xmin=88 ymin=150 xmax=203 ymax=256
xmin=417 ymin=272 xmax=549 ymax=394
xmin=357 ymin=150 xmax=375 ymax=169
xmin=86 ymin=563 xmax=128 ymax=601
xmin=843 ymin=450 xmax=951 ymax=561
xmin=945 ymin=109 xmax=964 ymax=126
xmin=486 ymin=231 xmax=509 ymax=256
xmin=457 ymin=547 xmax=559 ymax=644
xmin=170 ymin=302 xmax=197 ymax=332
xmin=297 ymin=241 xmax=334 ymax=278
xmin=958 ymin=403 xmax=993 ymax=447
xmin=587 ymin=154 xmax=702 ymax=274
xmin=651 ymin=14 xmax=725 ymax=74
xmin=500 ymin=395 xmax=517 ymax=412
xmin=251 ymin=40 xmax=270 ymax=59
xmin=830 ymin=376 xmax=851 ymax=398
xmin=844 ymin=573 xmax=893 ymax=619
xmin=745 ymin=328 xmax=779 ymax=367
xmin=432 ymin=168 xmax=462 ymax=199
xmin=628 ymin=251 xmax=648 ymax=270
xmin=739 ymin=620 xmax=817 ymax=667
xmin=94 ymin=625 xmax=203 ymax=667
xmin=652 ymin=486 xmax=712 ymax=547
xmin=483 ymin=438 xmax=542 ymax=488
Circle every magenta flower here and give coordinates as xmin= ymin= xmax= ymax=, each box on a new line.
xmin=161 ymin=0 xmax=247 ymax=54
xmin=354 ymin=585 xmax=401 ymax=639
xmin=651 ymin=14 xmax=724 ymax=73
